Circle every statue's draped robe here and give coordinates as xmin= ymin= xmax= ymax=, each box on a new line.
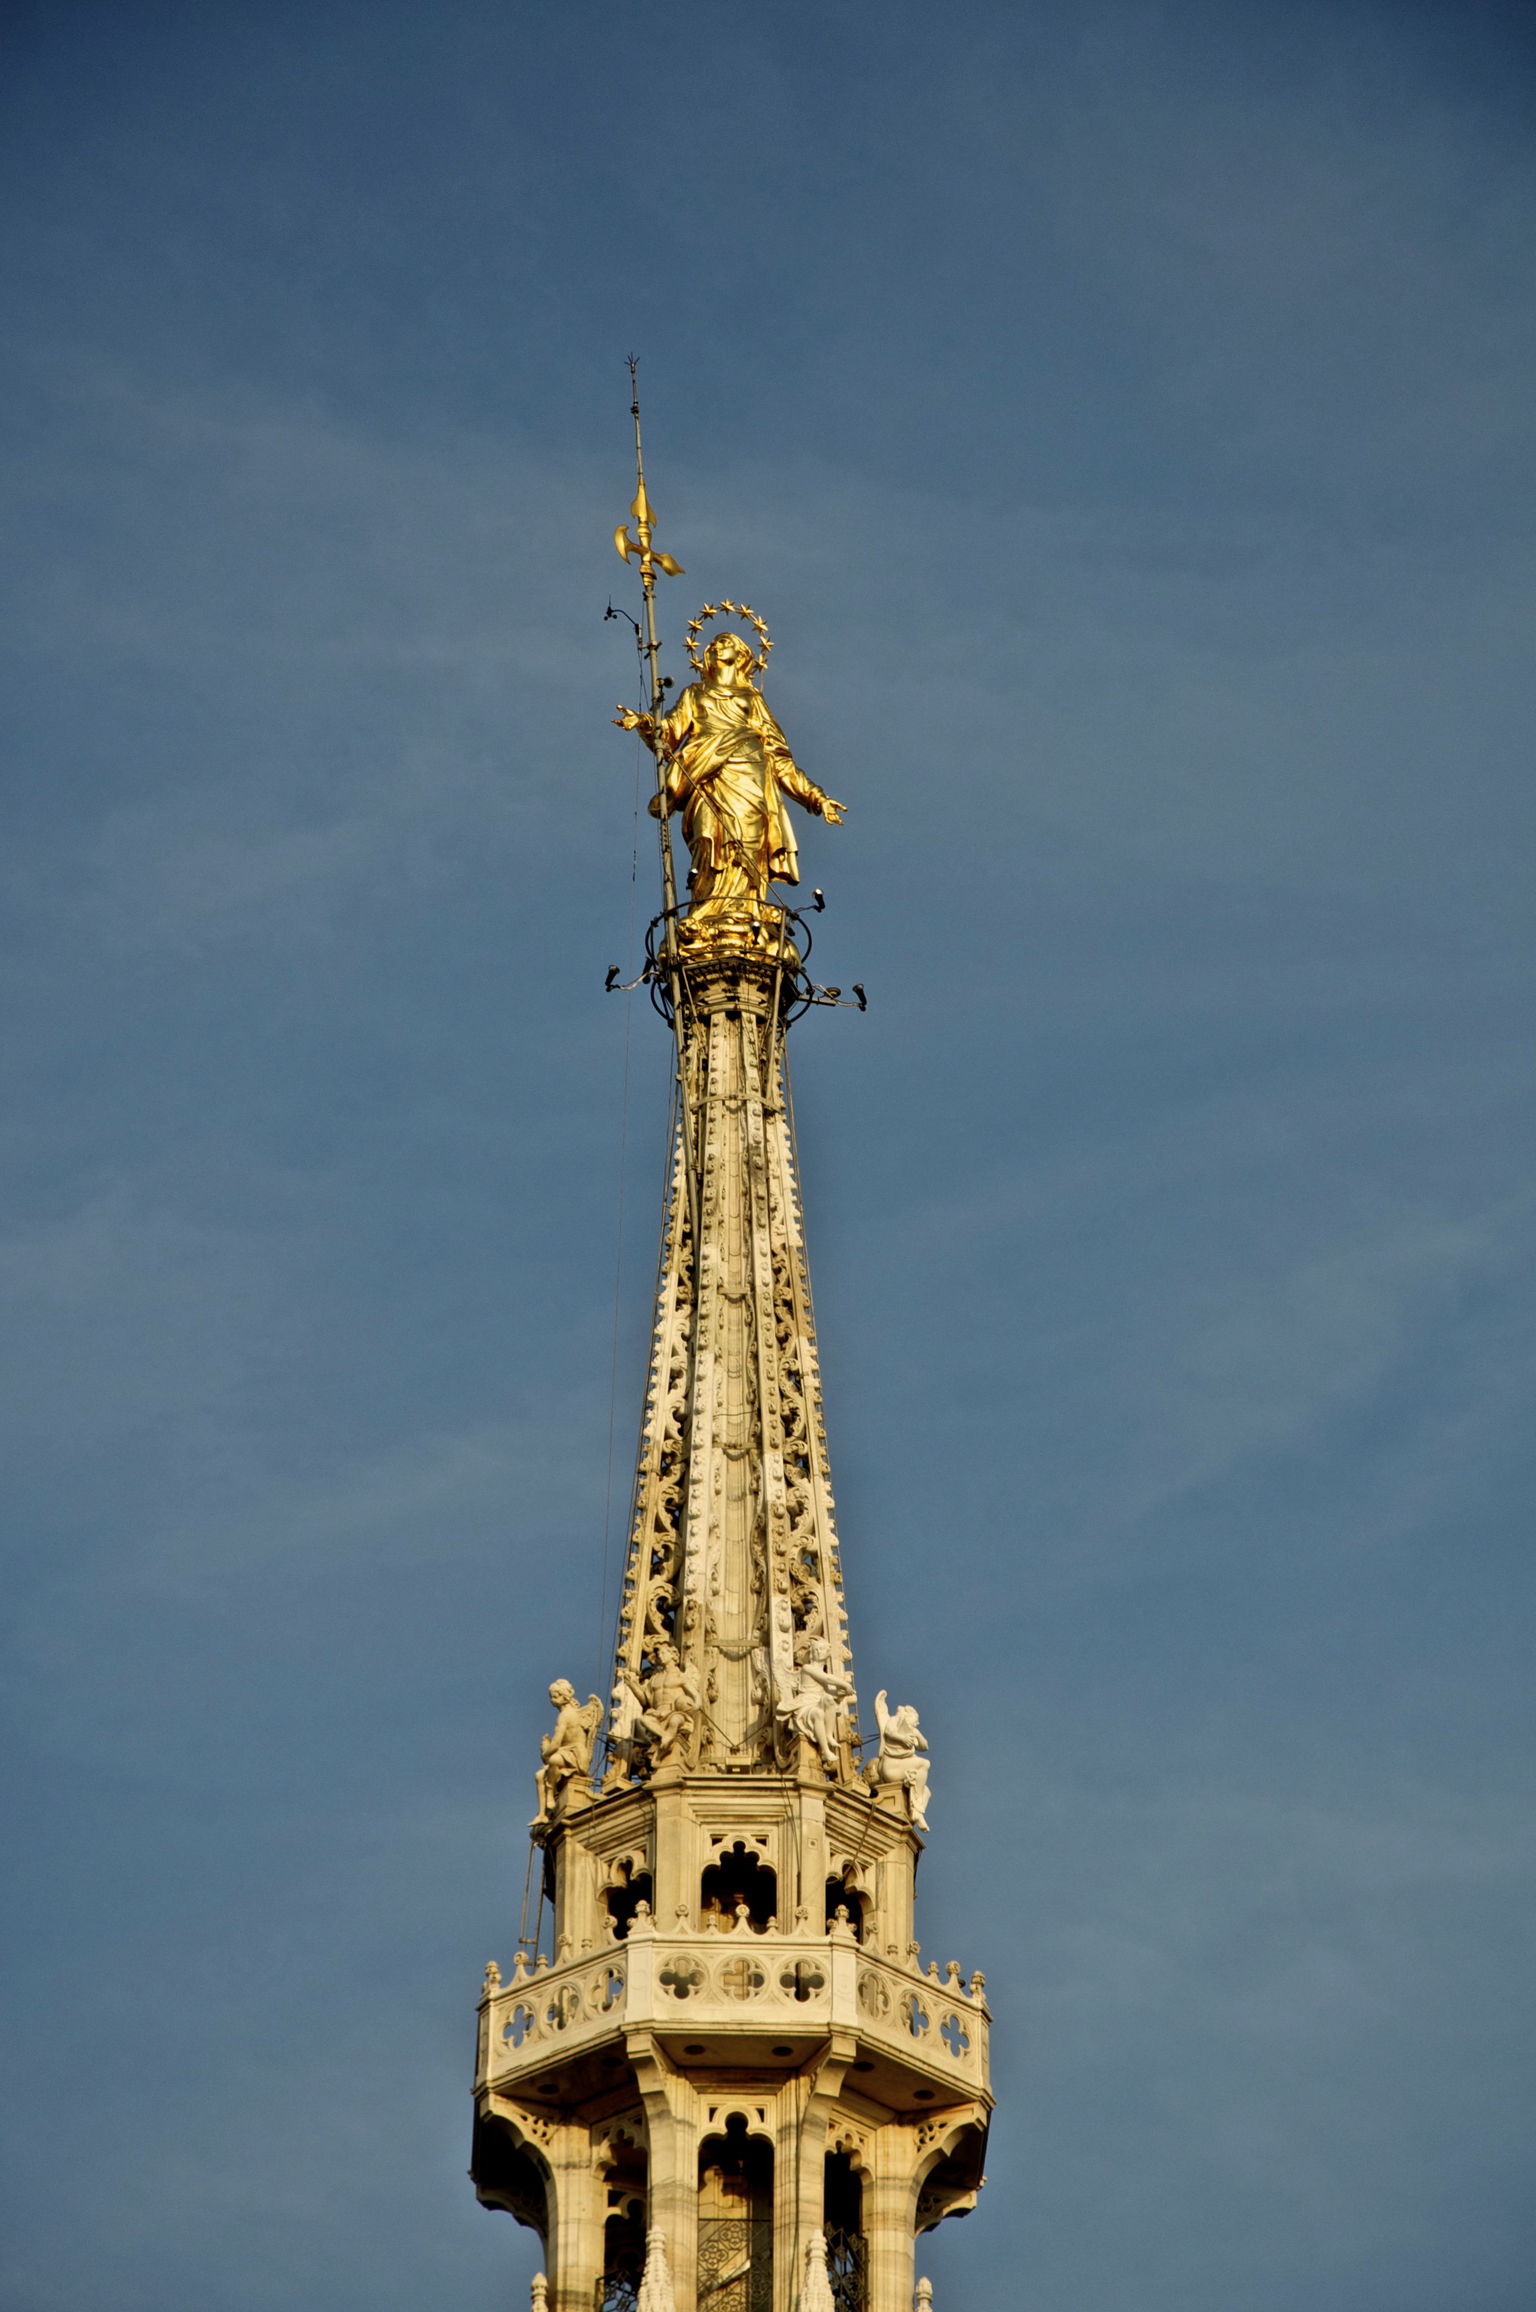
xmin=648 ymin=675 xmax=827 ymax=913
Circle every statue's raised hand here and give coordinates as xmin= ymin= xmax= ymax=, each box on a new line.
xmin=820 ymin=796 xmax=847 ymax=826
xmin=614 ymin=705 xmax=657 ymax=746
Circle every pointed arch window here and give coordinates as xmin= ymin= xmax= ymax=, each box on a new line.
xmin=824 ymin=2152 xmax=866 ymax=2312
xmin=697 ymin=2115 xmax=772 ymax=2312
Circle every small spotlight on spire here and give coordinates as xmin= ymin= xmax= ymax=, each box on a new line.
xmin=852 ymin=985 xmax=867 ymax=1011
xmin=605 ymin=967 xmax=621 ymax=992
xmin=812 ymin=888 xmax=825 ymax=912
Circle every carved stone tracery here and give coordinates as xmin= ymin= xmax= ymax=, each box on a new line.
xmin=606 ymin=963 xmax=859 ymax=1785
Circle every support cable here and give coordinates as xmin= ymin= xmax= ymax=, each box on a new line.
xmin=515 ymin=1832 xmax=540 ymax=1958
xmin=596 ymin=731 xmax=645 ymax=1690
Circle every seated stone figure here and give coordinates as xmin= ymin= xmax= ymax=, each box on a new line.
xmin=531 ymin=1678 xmax=604 ymax=1831
xmin=626 ymin=1641 xmax=704 ymax=1776
xmin=867 ymin=1689 xmax=930 ymax=1831
xmin=777 ymin=1637 xmax=853 ymax=1773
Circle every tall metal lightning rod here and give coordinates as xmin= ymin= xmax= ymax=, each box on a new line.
xmin=613 ymin=360 xmax=700 ymax=1251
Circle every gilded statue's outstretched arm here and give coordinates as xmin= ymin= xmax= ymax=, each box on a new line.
xmin=617 ymin=690 xmax=697 ymax=754
xmin=621 ymin=691 xmax=698 ymax=822
xmin=613 ymin=704 xmax=657 ymax=745
xmin=758 ymin=704 xmax=847 ymax=824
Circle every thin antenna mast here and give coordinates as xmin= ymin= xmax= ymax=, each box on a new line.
xmin=614 ymin=360 xmax=701 ymax=1254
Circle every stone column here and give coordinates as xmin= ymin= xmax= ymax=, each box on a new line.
xmin=544 ymin=2125 xmax=605 ymax=2312
xmin=630 ymin=2041 xmax=699 ymax=2312
xmin=864 ymin=2152 xmax=918 ymax=2312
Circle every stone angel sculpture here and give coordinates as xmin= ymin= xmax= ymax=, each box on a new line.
xmin=867 ymin=1689 xmax=930 ymax=1831
xmin=531 ymin=1678 xmax=604 ymax=1831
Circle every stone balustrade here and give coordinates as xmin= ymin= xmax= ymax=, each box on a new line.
xmin=477 ymin=1923 xmax=989 ymax=2102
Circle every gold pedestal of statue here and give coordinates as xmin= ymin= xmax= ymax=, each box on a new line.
xmin=675 ymin=894 xmax=801 ymax=972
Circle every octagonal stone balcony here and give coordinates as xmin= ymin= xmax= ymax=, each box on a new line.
xmin=475 ymin=1915 xmax=990 ymax=2118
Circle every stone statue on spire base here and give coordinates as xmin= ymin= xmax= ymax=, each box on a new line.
xmin=623 ymin=1640 xmax=706 ymax=1777
xmin=776 ymin=1636 xmax=855 ymax=1774
xmin=530 ymin=1679 xmax=603 ymax=1833
xmin=868 ymin=1688 xmax=932 ymax=1830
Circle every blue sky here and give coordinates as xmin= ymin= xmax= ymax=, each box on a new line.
xmin=2 ymin=3 xmax=1534 ymax=2308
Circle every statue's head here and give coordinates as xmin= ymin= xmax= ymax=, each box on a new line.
xmin=703 ymin=630 xmax=754 ymax=682
xmin=548 ymin=1677 xmax=576 ymax=1707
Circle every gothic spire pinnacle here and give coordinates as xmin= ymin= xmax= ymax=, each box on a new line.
xmin=470 ymin=400 xmax=991 ymax=2312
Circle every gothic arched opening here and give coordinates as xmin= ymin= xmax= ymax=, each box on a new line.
xmin=824 ymin=2152 xmax=867 ymax=2312
xmin=697 ymin=2115 xmax=773 ymax=2312
xmin=605 ymin=1863 xmax=654 ymax=1940
xmin=700 ymin=1842 xmax=776 ymax=1932
xmin=598 ymin=2202 xmax=647 ymax=2312
xmin=824 ymin=1871 xmax=866 ymax=1941
xmin=597 ymin=2134 xmax=648 ymax=2312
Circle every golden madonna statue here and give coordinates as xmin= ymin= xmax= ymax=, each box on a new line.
xmin=616 ymin=628 xmax=844 ymax=941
